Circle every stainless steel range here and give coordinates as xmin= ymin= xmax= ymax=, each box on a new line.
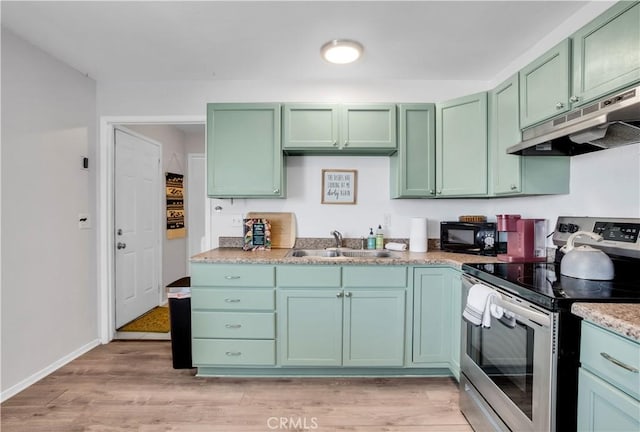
xmin=459 ymin=216 xmax=640 ymax=432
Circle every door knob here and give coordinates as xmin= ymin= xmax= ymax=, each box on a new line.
xmin=117 ymin=242 xmax=127 ymax=250
xmin=116 ymin=228 xmax=123 ymax=236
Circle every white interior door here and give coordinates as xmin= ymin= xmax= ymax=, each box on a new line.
xmin=114 ymin=128 xmax=162 ymax=328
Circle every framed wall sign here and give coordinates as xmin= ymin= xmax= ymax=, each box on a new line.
xmin=321 ymin=169 xmax=357 ymax=204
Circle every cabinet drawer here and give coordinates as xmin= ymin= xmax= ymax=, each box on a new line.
xmin=192 ymin=339 xmax=275 ymax=366
xmin=192 ymin=312 xmax=275 ymax=339
xmin=277 ymin=265 xmax=341 ymax=287
xmin=343 ymin=266 xmax=407 ymax=287
xmin=191 ymin=263 xmax=275 ymax=287
xmin=191 ymin=288 xmax=274 ymax=311
xmin=581 ymin=321 xmax=640 ymax=400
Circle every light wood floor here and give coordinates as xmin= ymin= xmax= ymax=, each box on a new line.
xmin=1 ymin=341 xmax=472 ymax=431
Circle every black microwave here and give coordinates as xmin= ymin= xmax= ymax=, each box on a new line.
xmin=440 ymin=221 xmax=500 ymax=256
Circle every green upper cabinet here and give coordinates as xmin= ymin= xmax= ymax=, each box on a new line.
xmin=207 ymin=103 xmax=285 ymax=198
xmin=282 ymin=104 xmax=339 ymax=150
xmin=436 ymin=92 xmax=488 ymax=197
xmin=571 ymin=1 xmax=640 ymax=107
xmin=488 ymin=75 xmax=570 ymax=196
xmin=283 ymin=103 xmax=397 ymax=155
xmin=390 ymin=104 xmax=436 ymax=198
xmin=519 ymin=39 xmax=571 ymax=128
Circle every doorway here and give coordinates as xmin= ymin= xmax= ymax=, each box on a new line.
xmin=98 ymin=116 xmax=206 ymax=343
xmin=113 ymin=128 xmax=162 ymax=329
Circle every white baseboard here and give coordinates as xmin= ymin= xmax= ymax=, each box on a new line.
xmin=1 ymin=338 xmax=101 ymax=403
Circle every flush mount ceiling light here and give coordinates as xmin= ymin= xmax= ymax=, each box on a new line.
xmin=321 ymin=39 xmax=364 ymax=64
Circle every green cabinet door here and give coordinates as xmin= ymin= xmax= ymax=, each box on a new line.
xmin=488 ymin=75 xmax=571 ymax=196
xmin=282 ymin=104 xmax=339 ymax=150
xmin=343 ymin=289 xmax=406 ymax=367
xmin=206 ymin=103 xmax=284 ymax=198
xmin=277 ymin=289 xmax=343 ymax=366
xmin=412 ymin=268 xmax=454 ymax=365
xmin=283 ymin=104 xmax=396 ymax=154
xmin=436 ymin=92 xmax=488 ymax=197
xmin=577 ymin=368 xmax=640 ymax=432
xmin=390 ymin=104 xmax=436 ymax=198
xmin=489 ymin=74 xmax=523 ymax=195
xmin=341 ymin=104 xmax=397 ymax=152
xmin=571 ymin=1 xmax=640 ymax=106
xmin=519 ymin=39 xmax=571 ymax=128
xmin=449 ymin=270 xmax=462 ymax=380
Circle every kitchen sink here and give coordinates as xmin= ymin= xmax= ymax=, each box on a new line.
xmin=286 ymin=249 xmax=400 ymax=259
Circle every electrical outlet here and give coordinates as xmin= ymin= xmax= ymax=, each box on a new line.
xmin=78 ymin=213 xmax=90 ymax=229
xmin=384 ymin=213 xmax=392 ymax=229
xmin=231 ymin=214 xmax=244 ymax=228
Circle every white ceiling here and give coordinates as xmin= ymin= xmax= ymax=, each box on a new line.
xmin=2 ymin=1 xmax=590 ymax=82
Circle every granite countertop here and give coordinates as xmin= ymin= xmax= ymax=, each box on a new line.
xmin=572 ymin=303 xmax=640 ymax=342
xmin=190 ymin=247 xmax=499 ymax=268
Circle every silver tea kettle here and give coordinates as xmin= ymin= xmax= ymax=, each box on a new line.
xmin=560 ymin=231 xmax=614 ymax=280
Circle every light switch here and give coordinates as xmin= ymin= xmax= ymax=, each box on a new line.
xmin=78 ymin=213 xmax=91 ymax=229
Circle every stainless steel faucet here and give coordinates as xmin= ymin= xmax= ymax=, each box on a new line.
xmin=330 ymin=230 xmax=343 ymax=248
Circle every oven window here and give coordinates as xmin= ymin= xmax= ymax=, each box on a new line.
xmin=466 ymin=318 xmax=535 ymax=420
xmin=447 ymin=229 xmax=475 ymax=245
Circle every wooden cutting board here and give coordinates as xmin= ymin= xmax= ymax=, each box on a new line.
xmin=246 ymin=212 xmax=296 ymax=249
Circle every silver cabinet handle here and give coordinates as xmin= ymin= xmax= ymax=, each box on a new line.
xmin=117 ymin=242 xmax=126 ymax=250
xmin=556 ymin=102 xmax=565 ymax=109
xmin=344 ymin=140 xmax=348 ymax=147
xmin=510 ymin=184 xmax=518 ymax=190
xmin=336 ymin=292 xmax=343 ymax=298
xmin=225 ymin=351 xmax=242 ymax=356
xmin=273 ymin=188 xmax=280 ymax=194
xmin=428 ymin=189 xmax=434 ymax=195
xmin=333 ymin=141 xmax=338 ymax=147
xmin=224 ymin=298 xmax=241 ymax=303
xmin=437 ymin=190 xmax=443 ymax=195
xmin=600 ymin=352 xmax=639 ymax=373
xmin=116 ymin=229 xmax=123 ymax=236
xmin=225 ymin=324 xmax=242 ymax=329
xmin=224 ymin=275 xmax=241 ymax=280
xmin=344 ymin=292 xmax=352 ymax=297
xmin=570 ymin=95 xmax=580 ymax=103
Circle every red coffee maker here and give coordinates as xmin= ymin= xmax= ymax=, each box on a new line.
xmin=497 ymin=214 xmax=547 ymax=262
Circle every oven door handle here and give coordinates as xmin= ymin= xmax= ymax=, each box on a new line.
xmin=494 ymin=297 xmax=551 ymax=328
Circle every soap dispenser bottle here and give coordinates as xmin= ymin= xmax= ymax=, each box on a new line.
xmin=375 ymin=225 xmax=384 ymax=250
xmin=367 ymin=228 xmax=376 ymax=249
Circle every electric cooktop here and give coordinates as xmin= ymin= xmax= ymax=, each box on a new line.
xmin=463 ymin=259 xmax=640 ymax=311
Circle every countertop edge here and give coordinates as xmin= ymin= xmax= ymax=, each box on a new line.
xmin=189 ymin=248 xmax=500 ymax=268
xmin=572 ymin=303 xmax=640 ymax=343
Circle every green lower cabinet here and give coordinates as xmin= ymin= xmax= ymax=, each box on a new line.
xmin=412 ymin=267 xmax=460 ymax=373
xmin=277 ymin=289 xmax=343 ymax=366
xmin=343 ymin=289 xmax=406 ymax=366
xmin=277 ymin=288 xmax=406 ymax=367
xmin=577 ymin=368 xmax=640 ymax=432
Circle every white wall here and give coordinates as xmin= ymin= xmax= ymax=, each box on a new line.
xmin=1 ymin=29 xmax=99 ymax=400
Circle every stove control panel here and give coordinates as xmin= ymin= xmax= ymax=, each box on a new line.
xmin=593 ymin=222 xmax=640 ymax=243
xmin=553 ymin=216 xmax=640 ymax=259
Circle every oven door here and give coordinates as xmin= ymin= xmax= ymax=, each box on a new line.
xmin=460 ymin=274 xmax=558 ymax=432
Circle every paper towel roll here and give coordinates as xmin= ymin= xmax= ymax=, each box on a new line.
xmin=409 ymin=217 xmax=428 ymax=252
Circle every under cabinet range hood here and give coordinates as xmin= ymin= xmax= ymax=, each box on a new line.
xmin=508 ymin=85 xmax=640 ymax=156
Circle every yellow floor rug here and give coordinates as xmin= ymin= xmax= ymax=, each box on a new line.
xmin=118 ymin=306 xmax=170 ymax=333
